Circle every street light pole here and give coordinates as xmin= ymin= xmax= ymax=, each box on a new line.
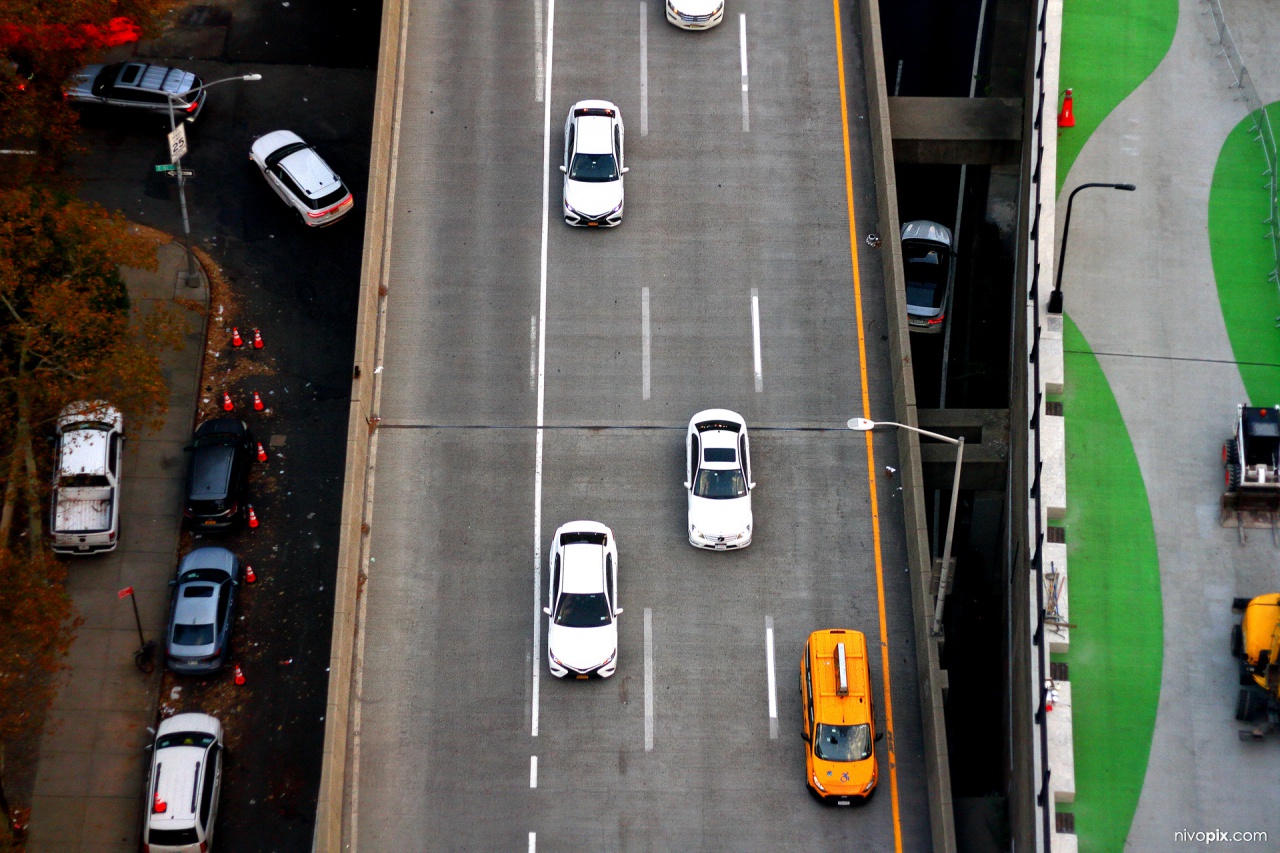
xmin=848 ymin=417 xmax=963 ymax=636
xmin=1047 ymin=181 xmax=1136 ymax=314
xmin=164 ymin=73 xmax=262 ymax=286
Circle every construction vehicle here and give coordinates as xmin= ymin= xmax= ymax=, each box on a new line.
xmin=1231 ymin=594 xmax=1280 ymax=739
xmin=1221 ymin=404 xmax=1280 ymax=543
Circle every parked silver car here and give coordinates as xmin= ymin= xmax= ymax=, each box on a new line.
xmin=166 ymin=547 xmax=239 ymax=675
xmin=64 ymin=62 xmax=205 ymax=121
xmin=900 ymin=220 xmax=954 ymax=334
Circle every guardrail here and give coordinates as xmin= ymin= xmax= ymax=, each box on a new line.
xmin=1202 ymin=0 xmax=1280 ymax=321
xmin=1025 ymin=0 xmax=1056 ymax=847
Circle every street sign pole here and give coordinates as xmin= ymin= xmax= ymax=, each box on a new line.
xmin=165 ymin=103 xmax=199 ymax=286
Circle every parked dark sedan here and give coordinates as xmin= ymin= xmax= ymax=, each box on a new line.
xmin=166 ymin=547 xmax=239 ymax=675
xmin=183 ymin=418 xmax=253 ymax=530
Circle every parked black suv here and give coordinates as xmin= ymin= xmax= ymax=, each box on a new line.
xmin=183 ymin=418 xmax=253 ymax=530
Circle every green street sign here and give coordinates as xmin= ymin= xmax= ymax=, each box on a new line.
xmin=154 ymin=164 xmax=177 ymax=172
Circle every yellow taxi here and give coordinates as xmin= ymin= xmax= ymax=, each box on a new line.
xmin=800 ymin=629 xmax=879 ymax=804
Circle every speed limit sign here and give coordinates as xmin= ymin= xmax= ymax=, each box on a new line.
xmin=167 ymin=123 xmax=188 ymax=163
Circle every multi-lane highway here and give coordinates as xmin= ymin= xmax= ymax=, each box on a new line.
xmin=349 ymin=1 xmax=932 ymax=848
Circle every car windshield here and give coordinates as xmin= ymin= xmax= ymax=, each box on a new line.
xmin=157 ymin=731 xmax=216 ymax=749
xmin=694 ymin=468 xmax=747 ymax=499
xmin=813 ymin=723 xmax=872 ymax=762
xmin=172 ymin=623 xmax=215 ymax=646
xmin=554 ymin=592 xmax=611 ymax=627
xmin=59 ymin=473 xmax=110 ymax=488
xmin=569 ymin=152 xmax=618 ymax=182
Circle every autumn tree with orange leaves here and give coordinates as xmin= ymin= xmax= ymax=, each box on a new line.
xmin=0 ymin=186 xmax=184 ymax=845
xmin=0 ymin=0 xmax=175 ymax=177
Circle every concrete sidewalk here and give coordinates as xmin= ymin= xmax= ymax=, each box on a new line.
xmin=26 ymin=237 xmax=208 ymax=853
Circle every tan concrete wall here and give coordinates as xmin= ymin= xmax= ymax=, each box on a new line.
xmin=312 ymin=0 xmax=406 ymax=844
xmin=857 ymin=0 xmax=957 ymax=850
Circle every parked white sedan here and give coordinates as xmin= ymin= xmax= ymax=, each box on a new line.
xmin=685 ymin=409 xmax=755 ymax=549
xmin=544 ymin=521 xmax=622 ymax=678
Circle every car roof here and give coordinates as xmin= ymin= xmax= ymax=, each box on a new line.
xmin=900 ymin=219 xmax=952 ymax=247
xmin=809 ymin=630 xmax=871 ymax=725
xmin=178 ymin=547 xmax=237 ymax=575
xmin=575 ymin=115 xmax=614 ymax=154
xmin=562 ymin=541 xmax=607 ymax=594
xmin=110 ymin=62 xmax=199 ymax=97
xmin=173 ymin=581 xmax=220 ymax=625
xmin=150 ymin=713 xmax=220 ymax=826
xmin=58 ymin=428 xmax=112 ymax=477
xmin=279 ymin=147 xmax=344 ymax=197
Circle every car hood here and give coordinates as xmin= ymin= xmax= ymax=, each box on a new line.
xmin=688 ymin=494 xmax=752 ymax=537
xmin=811 ymin=752 xmax=877 ymax=796
xmin=671 ymin=0 xmax=724 ymax=12
xmin=64 ymin=65 xmax=102 ymax=99
xmin=548 ymin=622 xmax=617 ymax=671
xmin=564 ymin=178 xmax=623 ymax=217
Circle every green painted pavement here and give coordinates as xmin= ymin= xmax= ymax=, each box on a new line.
xmin=1209 ymin=103 xmax=1280 ymax=404
xmin=1059 ymin=317 xmax=1164 ymax=853
xmin=1057 ymin=0 xmax=1177 ymax=193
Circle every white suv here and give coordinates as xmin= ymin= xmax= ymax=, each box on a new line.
xmin=250 ymin=130 xmax=354 ymax=227
xmin=545 ymin=521 xmax=622 ymax=678
xmin=142 ymin=713 xmax=223 ymax=853
xmin=561 ymin=101 xmax=627 ymax=227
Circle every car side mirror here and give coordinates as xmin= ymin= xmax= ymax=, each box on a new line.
xmin=559 ymin=165 xmax=567 ymax=173
xmin=683 ymin=481 xmax=690 ymax=489
xmin=168 ymin=580 xmax=177 ymax=587
xmin=614 ymin=607 xmax=624 ymax=616
xmin=801 ymin=731 xmax=810 ymax=742
xmin=749 ymin=482 xmax=757 ymax=489
xmin=620 ymin=166 xmax=630 ymax=174
xmin=542 ymin=606 xmax=552 ymax=616
xmin=875 ymin=731 xmax=884 ymax=743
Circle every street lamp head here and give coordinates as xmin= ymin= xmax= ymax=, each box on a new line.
xmin=1114 ymin=183 xmax=1136 ymax=191
xmin=243 ymin=74 xmax=263 ymax=82
xmin=847 ymin=418 xmax=876 ymax=431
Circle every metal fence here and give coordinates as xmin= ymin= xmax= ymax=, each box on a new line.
xmin=1203 ymin=0 xmax=1280 ymax=320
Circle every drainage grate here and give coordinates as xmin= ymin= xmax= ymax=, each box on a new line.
xmin=1046 ymin=401 xmax=1063 ymax=416
xmin=1047 ymin=526 xmax=1065 ymax=544
xmin=1050 ymin=661 xmax=1069 ymax=681
xmin=1056 ymin=811 xmax=1076 ymax=833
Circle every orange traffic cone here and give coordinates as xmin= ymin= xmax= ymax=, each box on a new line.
xmin=247 ymin=505 xmax=259 ymax=528
xmin=256 ymin=441 xmax=268 ymax=462
xmin=153 ymin=791 xmax=167 ymax=813
xmin=231 ymin=327 xmax=244 ymax=348
xmin=233 ymin=663 xmax=246 ymax=685
xmin=1057 ymin=88 xmax=1075 ymax=128
xmin=252 ymin=391 xmax=264 ymax=412
xmin=244 ymin=563 xmax=257 ymax=583
xmin=252 ymin=328 xmax=264 ymax=349
xmin=222 ymin=392 xmax=234 ymax=412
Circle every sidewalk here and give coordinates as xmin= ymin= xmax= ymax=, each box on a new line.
xmin=26 ymin=237 xmax=208 ymax=853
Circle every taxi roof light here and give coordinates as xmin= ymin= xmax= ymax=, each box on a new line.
xmin=836 ymin=642 xmax=849 ymax=697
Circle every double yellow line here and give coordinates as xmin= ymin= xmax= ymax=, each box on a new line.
xmin=832 ymin=1 xmax=903 ymax=849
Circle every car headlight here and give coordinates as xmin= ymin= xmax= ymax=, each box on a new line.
xmin=812 ymin=774 xmax=827 ymax=793
xmin=549 ymin=649 xmax=564 ymax=666
xmin=690 ymin=524 xmax=701 ymax=537
xmin=862 ymin=780 xmax=875 ymax=793
xmin=609 ymin=201 xmax=623 ymax=214
xmin=564 ymin=200 xmax=576 ymax=214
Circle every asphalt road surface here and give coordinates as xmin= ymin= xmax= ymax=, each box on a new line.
xmin=351 ymin=1 xmax=931 ymax=850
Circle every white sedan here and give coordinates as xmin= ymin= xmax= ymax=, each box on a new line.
xmin=544 ymin=521 xmax=622 ymax=678
xmin=561 ymin=100 xmax=627 ymax=227
xmin=685 ymin=409 xmax=755 ymax=549
xmin=666 ymin=0 xmax=725 ymax=30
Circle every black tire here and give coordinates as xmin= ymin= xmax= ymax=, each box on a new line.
xmin=1241 ymin=659 xmax=1256 ymax=686
xmin=1236 ymin=688 xmax=1254 ymax=721
xmin=1227 ymin=463 xmax=1241 ymax=491
xmin=1232 ymin=624 xmax=1244 ymax=658
xmin=1233 ymin=597 xmax=1253 ymax=611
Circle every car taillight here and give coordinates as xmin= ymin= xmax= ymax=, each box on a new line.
xmin=307 ymin=193 xmax=353 ymax=218
xmin=109 ymin=531 xmax=115 ymax=541
xmin=200 ymin=843 xmax=208 ymax=852
xmin=183 ymin=508 xmax=194 ymax=518
xmin=184 ymin=99 xmax=199 ymax=113
xmin=928 ymin=315 xmax=945 ymax=325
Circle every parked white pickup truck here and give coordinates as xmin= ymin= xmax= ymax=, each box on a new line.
xmin=50 ymin=401 xmax=124 ymax=555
